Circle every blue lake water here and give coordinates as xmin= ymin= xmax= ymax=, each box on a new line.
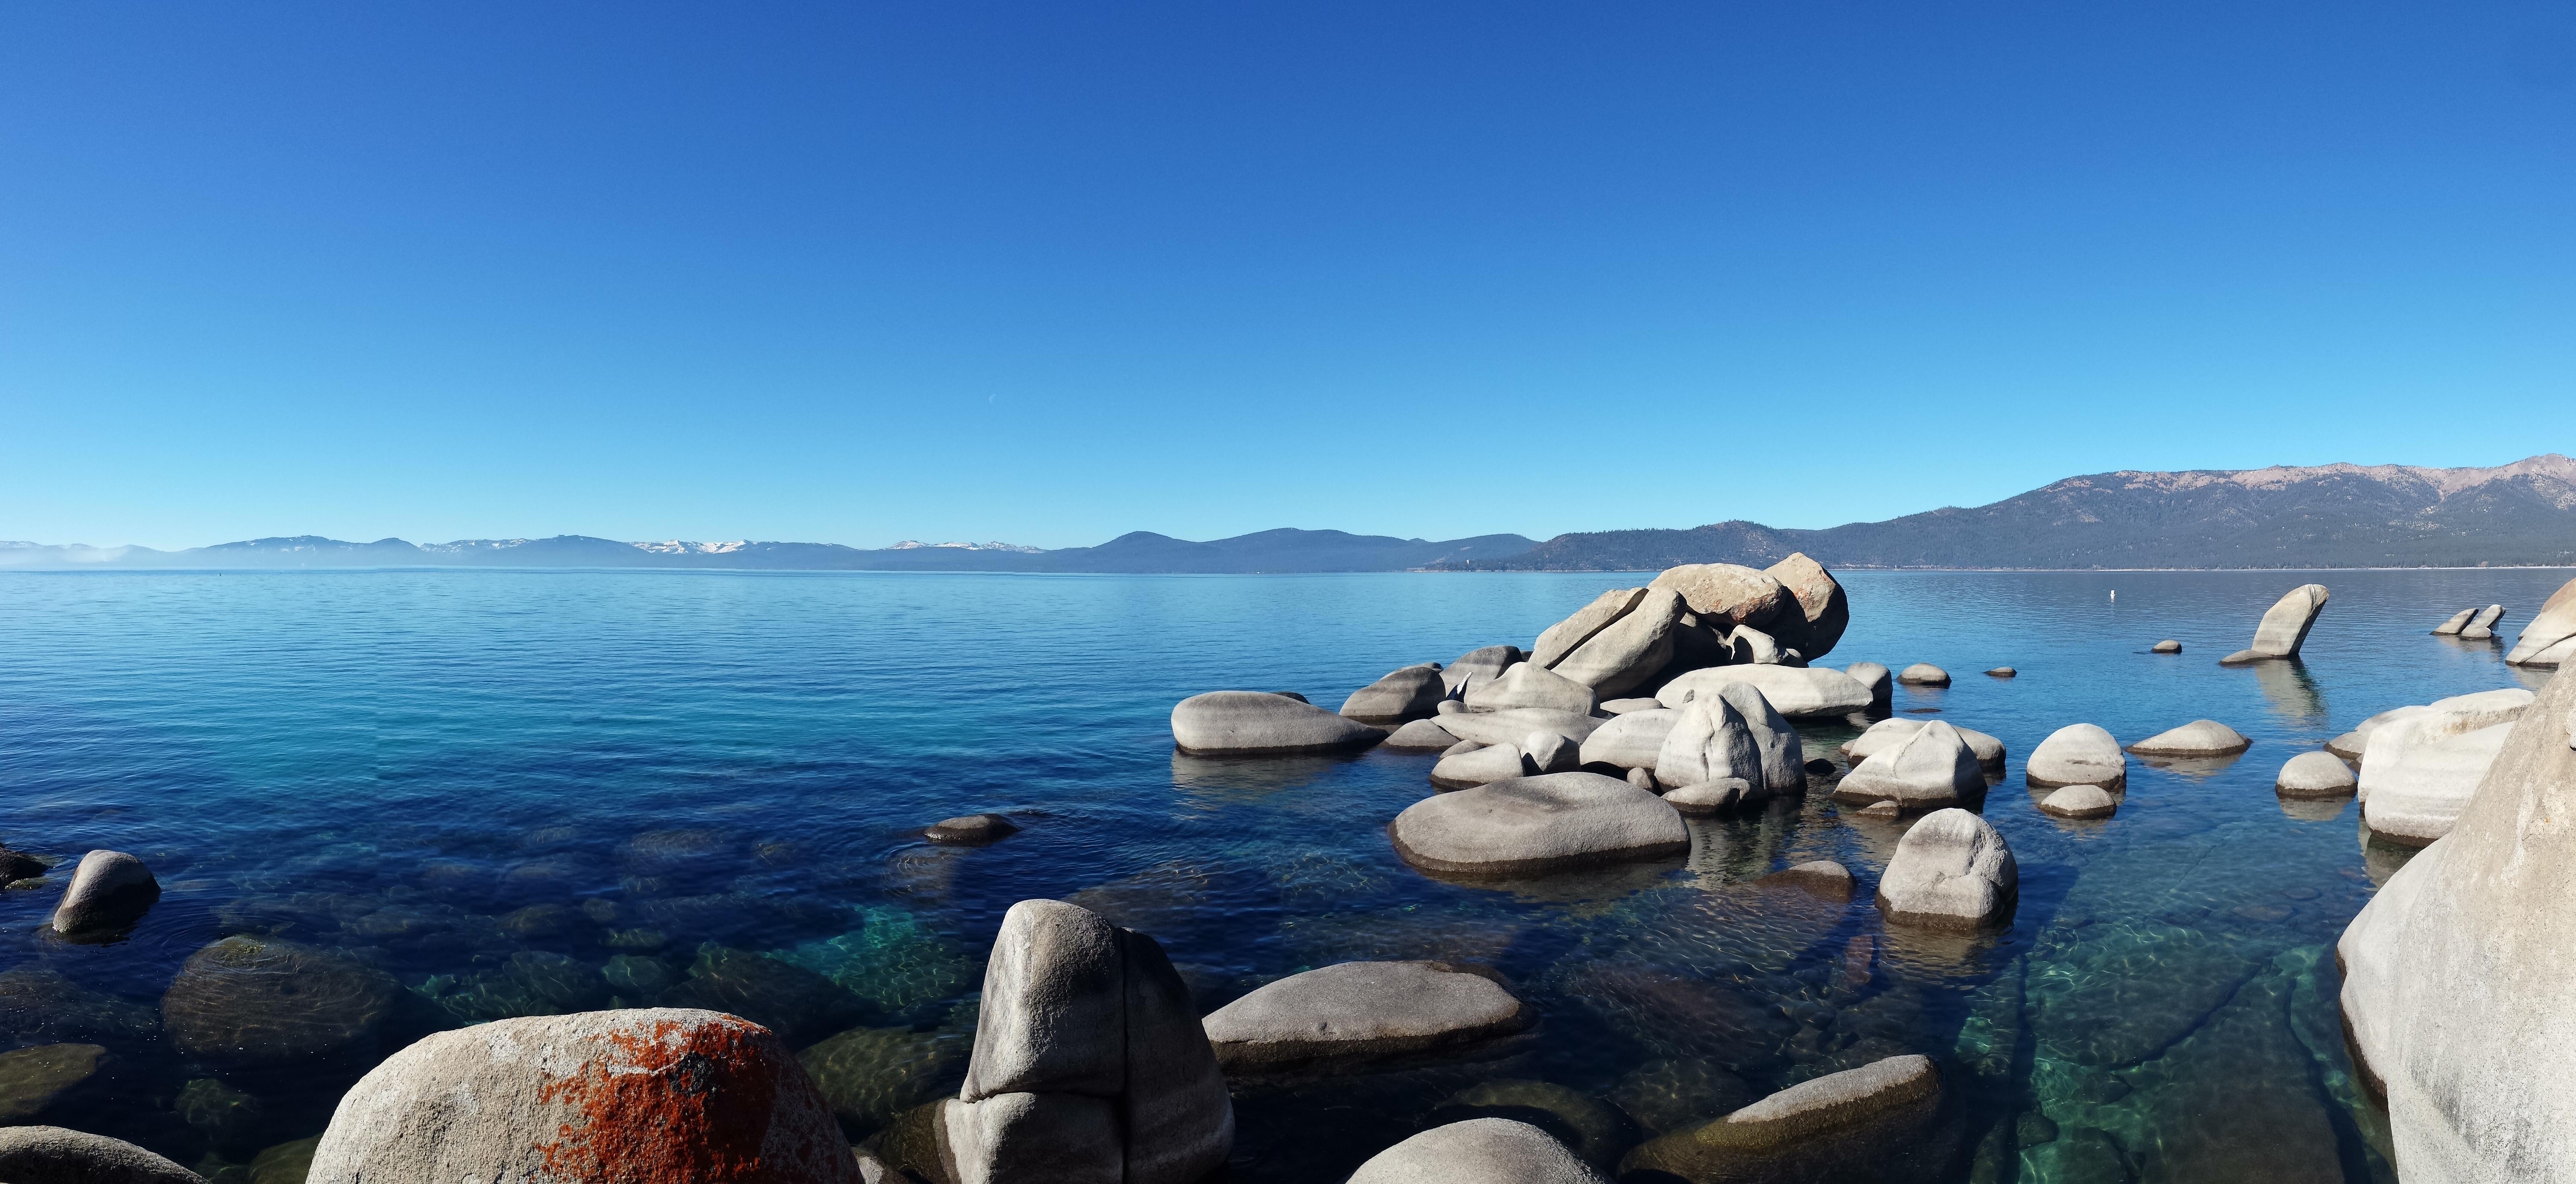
xmin=0 ymin=567 xmax=2564 ymax=1181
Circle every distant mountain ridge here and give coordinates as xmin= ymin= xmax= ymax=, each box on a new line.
xmin=1442 ymin=454 xmax=2576 ymax=571
xmin=0 ymin=529 xmax=1539 ymax=574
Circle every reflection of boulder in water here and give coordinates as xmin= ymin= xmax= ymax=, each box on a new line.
xmin=1170 ymin=749 xmax=1362 ymax=800
xmin=795 ymin=1025 xmax=969 ymax=1139
xmin=772 ymin=907 xmax=978 ymax=1024
xmin=614 ymin=827 xmax=734 ymax=874
xmin=1063 ymin=859 xmax=1281 ymax=955
xmin=2023 ymin=922 xmax=2258 ymax=1068
xmin=1610 ymin=1058 xmax=1757 ymax=1136
xmin=2279 ymin=796 xmax=2347 ymax=822
xmin=161 ymin=937 xmax=398 ymax=1067
xmin=1556 ymin=962 xmax=1798 ymax=1072
xmin=2251 ymin=659 xmax=2329 ymax=725
xmin=420 ymin=951 xmax=612 ymax=1023
xmin=2361 ymin=833 xmax=2416 ymax=887
xmin=0 ymin=967 xmax=160 ymax=1045
xmin=1429 ymin=1080 xmax=1639 ymax=1172
xmin=654 ymin=945 xmax=865 ymax=1047
xmin=0 ymin=1043 xmax=107 ymax=1122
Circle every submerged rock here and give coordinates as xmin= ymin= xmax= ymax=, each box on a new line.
xmin=2275 ymin=751 xmax=2357 ymax=798
xmin=2025 ymin=723 xmax=2126 ymax=789
xmin=1755 ymin=860 xmax=1855 ymax=900
xmin=1350 ymin=1117 xmax=1606 ymax=1184
xmin=161 ymin=936 xmax=398 ymax=1067
xmin=656 ymin=945 xmax=864 ymax=1047
xmin=1875 ymin=810 xmax=2016 ymax=930
xmin=1201 ymin=961 xmax=1530 ymax=1074
xmin=925 ymin=814 xmax=1018 ymax=846
xmin=1171 ymin=691 xmax=1387 ymax=756
xmin=1341 ymin=664 xmax=1450 ymax=724
xmin=2036 ymin=784 xmax=2118 ymax=820
xmin=1390 ymin=773 xmax=1688 ymax=877
xmin=1618 ymin=1055 xmax=1951 ymax=1184
xmin=1430 ymin=1080 xmax=1636 ymax=1173
xmin=307 ymin=1008 xmax=859 ymax=1183
xmin=2126 ymin=719 xmax=2251 ymax=756
xmin=798 ymin=1025 xmax=970 ymax=1138
xmin=50 ymin=850 xmax=160 ymax=936
xmin=0 ymin=1043 xmax=107 ymax=1123
xmin=0 ymin=1126 xmax=205 ymax=1184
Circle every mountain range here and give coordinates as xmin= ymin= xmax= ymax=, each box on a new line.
xmin=6 ymin=455 xmax=2570 ymax=573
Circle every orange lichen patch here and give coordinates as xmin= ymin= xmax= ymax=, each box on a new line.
xmin=532 ymin=1015 xmax=786 ymax=1182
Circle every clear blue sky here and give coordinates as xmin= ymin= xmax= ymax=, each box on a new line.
xmin=4 ymin=2 xmax=2570 ymax=550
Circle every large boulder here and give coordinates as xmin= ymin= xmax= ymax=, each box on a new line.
xmin=1443 ymin=646 xmax=1526 ymax=696
xmin=1717 ymin=683 xmax=1805 ymax=795
xmin=1200 ymin=961 xmax=1531 ymax=1074
xmin=1578 ymin=708 xmax=1678 ymax=770
xmin=2221 ymin=583 xmax=2330 ymax=663
xmin=49 ymin=850 xmax=160 ymax=936
xmin=2126 ymin=720 xmax=2251 ymax=756
xmin=2025 ymin=723 xmax=2126 ymax=789
xmin=1435 ymin=708 xmax=1604 ymax=749
xmin=1390 ymin=773 xmax=1689 ymax=877
xmin=161 ymin=937 xmax=398 ymax=1068
xmin=2505 ymin=576 xmax=2576 ymax=666
xmin=1531 ymin=588 xmax=1649 ymax=669
xmin=1762 ymin=553 xmax=1849 ymax=660
xmin=1841 ymin=717 xmax=2004 ymax=769
xmin=1833 ymin=721 xmax=1983 ymax=811
xmin=1547 ymin=589 xmax=1685 ymax=698
xmin=2276 ymin=751 xmax=2357 ymax=798
xmin=0 ymin=1127 xmax=205 ymax=1184
xmin=1645 ymin=564 xmax=1793 ymax=633
xmin=1350 ymin=1118 xmax=1607 ymax=1184
xmin=1654 ymin=694 xmax=1761 ymax=791
xmin=1654 ymin=665 xmax=1873 ymax=719
xmin=1341 ymin=665 xmax=1449 ymax=724
xmin=2337 ymin=666 xmax=2576 ymax=1182
xmin=1171 ymin=692 xmax=1386 ymax=756
xmin=1465 ymin=663 xmax=1598 ymax=715
xmin=306 ymin=1009 xmax=860 ymax=1183
xmin=884 ymin=900 xmax=1232 ymax=1184
xmin=1844 ymin=661 xmax=1893 ymax=712
xmin=1618 ymin=1055 xmax=1951 ymax=1184
xmin=1875 ymin=809 xmax=2016 ymax=930
xmin=2359 ymin=692 xmax=2534 ymax=847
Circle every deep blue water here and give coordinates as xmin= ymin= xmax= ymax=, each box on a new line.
xmin=0 ymin=567 xmax=2564 ymax=1182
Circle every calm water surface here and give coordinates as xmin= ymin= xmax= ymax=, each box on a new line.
xmin=0 ymin=568 xmax=2564 ymax=1181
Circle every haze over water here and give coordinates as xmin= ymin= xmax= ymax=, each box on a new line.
xmin=0 ymin=567 xmax=2563 ymax=1180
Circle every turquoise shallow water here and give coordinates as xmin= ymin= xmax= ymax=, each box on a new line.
xmin=0 ymin=567 xmax=2563 ymax=1181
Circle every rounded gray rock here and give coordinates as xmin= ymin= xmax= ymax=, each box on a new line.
xmin=1618 ymin=1055 xmax=1947 ymax=1183
xmin=1984 ymin=666 xmax=2016 ymax=678
xmin=1436 ymin=708 xmax=1605 ymax=749
xmin=1897 ymin=663 xmax=1950 ymax=686
xmin=1662 ymin=778 xmax=1749 ymax=817
xmin=1201 ymin=961 xmax=1531 ymax=1074
xmin=1431 ymin=743 xmax=1530 ymax=791
xmin=50 ymin=850 xmax=160 ymax=936
xmin=1349 ymin=1117 xmax=1607 ymax=1184
xmin=1654 ymin=694 xmax=1761 ymax=791
xmin=1171 ymin=691 xmax=1388 ymax=756
xmin=1756 ymin=860 xmax=1854 ymax=900
xmin=1341 ymin=664 xmax=1449 ymax=724
xmin=2276 ymin=751 xmax=2357 ymax=798
xmin=2026 ymin=723 xmax=2126 ymax=789
xmin=1442 ymin=646 xmax=1526 ymax=696
xmin=2036 ymin=784 xmax=2118 ymax=820
xmin=1876 ymin=808 xmax=2017 ymax=930
xmin=1655 ymin=665 xmax=1874 ymax=719
xmin=1844 ymin=661 xmax=1894 ymax=711
xmin=1578 ymin=708 xmax=1678 ymax=771
xmin=1390 ymin=773 xmax=1688 ymax=877
xmin=925 ymin=814 xmax=1018 ymax=846
xmin=2126 ymin=720 xmax=2251 ymax=756
xmin=1464 ymin=663 xmax=1598 ymax=715
xmin=2151 ymin=639 xmax=2182 ymax=653
xmin=1384 ymin=719 xmax=1462 ymax=750
xmin=0 ymin=1126 xmax=205 ymax=1184
xmin=1833 ymin=721 xmax=1984 ymax=811
xmin=1842 ymin=717 xmax=2005 ymax=769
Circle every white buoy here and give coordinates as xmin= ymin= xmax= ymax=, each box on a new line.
xmin=2110 ymin=590 xmax=2116 ymax=601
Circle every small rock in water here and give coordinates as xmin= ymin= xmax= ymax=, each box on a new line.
xmin=0 ymin=848 xmax=45 ymax=885
xmin=2127 ymin=720 xmax=2252 ymax=756
xmin=1350 ymin=1117 xmax=1607 ymax=1184
xmin=1984 ymin=666 xmax=2016 ymax=678
xmin=0 ymin=1126 xmax=203 ymax=1184
xmin=924 ymin=814 xmax=1018 ymax=846
xmin=162 ymin=937 xmax=400 ymax=1067
xmin=0 ymin=1043 xmax=107 ymax=1123
xmin=2325 ymin=730 xmax=2370 ymax=760
xmin=2226 ymin=583 xmax=2330 ymax=662
xmin=2037 ymin=784 xmax=2119 ymax=820
xmin=1856 ymin=801 xmax=1901 ymax=820
xmin=1833 ymin=720 xmax=1983 ymax=811
xmin=50 ymin=850 xmax=160 ymax=936
xmin=1756 ymin=860 xmax=1854 ymax=900
xmin=1897 ymin=663 xmax=1950 ymax=686
xmin=2275 ymin=751 xmax=2358 ymax=798
xmin=1662 ymin=778 xmax=1748 ymax=817
xmin=2152 ymin=639 xmax=2182 ymax=653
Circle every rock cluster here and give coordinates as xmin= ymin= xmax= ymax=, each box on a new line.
xmin=2219 ymin=583 xmax=2329 ymax=663
xmin=2430 ymin=604 xmax=2508 ymax=640
xmin=2339 ymin=665 xmax=2576 ymax=1181
xmin=1655 ymin=665 xmax=1873 ymax=720
xmin=1843 ymin=717 xmax=2004 ymax=769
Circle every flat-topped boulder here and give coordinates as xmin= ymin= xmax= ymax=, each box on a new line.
xmin=1619 ymin=1055 xmax=1950 ymax=1184
xmin=306 ymin=1009 xmax=860 ymax=1184
xmin=2505 ymin=576 xmax=2576 ymax=666
xmin=0 ymin=1126 xmax=206 ymax=1184
xmin=2037 ymin=784 xmax=2118 ymax=820
xmin=1350 ymin=1117 xmax=1607 ymax=1184
xmin=1171 ymin=691 xmax=1387 ymax=756
xmin=1833 ymin=721 xmax=1983 ymax=811
xmin=1896 ymin=663 xmax=1949 ymax=686
xmin=1763 ymin=553 xmax=1850 ymax=660
xmin=2276 ymin=751 xmax=2357 ymax=798
xmin=1844 ymin=662 xmax=1893 ymax=711
xmin=1876 ymin=809 xmax=2016 ymax=930
xmin=1341 ymin=664 xmax=1449 ymax=724
xmin=2126 ymin=720 xmax=2251 ymax=756
xmin=1390 ymin=773 xmax=1688 ymax=877
xmin=1384 ymin=719 xmax=1461 ymax=750
xmin=1756 ymin=860 xmax=1854 ymax=900
xmin=925 ymin=814 xmax=1018 ymax=846
xmin=2026 ymin=723 xmax=2126 ymax=789
xmin=1655 ymin=665 xmax=1874 ymax=719
xmin=2338 ymin=663 xmax=2576 ymax=1181
xmin=1577 ymin=708 xmax=1677 ymax=770
xmin=1436 ymin=708 xmax=1604 ymax=748
xmin=1546 ymin=588 xmax=1685 ymax=698
xmin=1843 ymin=717 xmax=2004 ymax=769
xmin=1465 ymin=663 xmax=1598 ymax=715
xmin=1200 ymin=961 xmax=1531 ymax=1074
xmin=2220 ymin=583 xmax=2330 ymax=663
xmin=1984 ymin=666 xmax=2015 ymax=678
xmin=1663 ymin=778 xmax=1750 ymax=817
xmin=1442 ymin=646 xmax=1526 ymax=696
xmin=1430 ymin=744 xmax=1529 ymax=790
xmin=1645 ymin=564 xmax=1792 ymax=633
